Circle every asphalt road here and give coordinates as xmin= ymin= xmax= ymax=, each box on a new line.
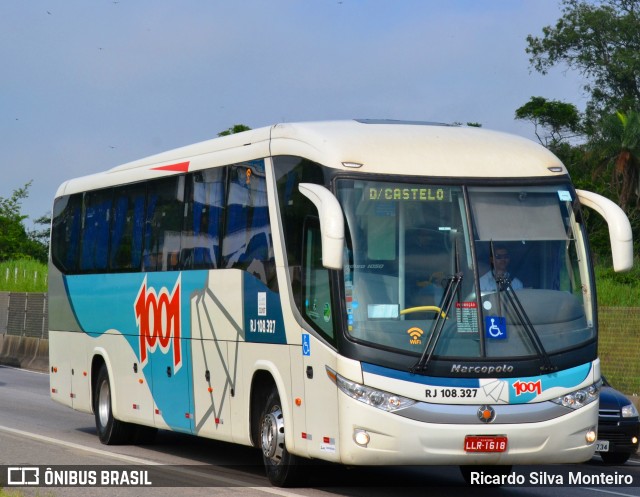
xmin=2 ymin=364 xmax=640 ymax=497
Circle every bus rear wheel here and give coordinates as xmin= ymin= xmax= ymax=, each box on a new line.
xmin=94 ymin=364 xmax=133 ymax=445
xmin=259 ymin=387 xmax=307 ymax=487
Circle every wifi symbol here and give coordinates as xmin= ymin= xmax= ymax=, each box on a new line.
xmin=407 ymin=327 xmax=424 ymax=345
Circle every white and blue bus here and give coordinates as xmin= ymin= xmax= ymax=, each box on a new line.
xmin=49 ymin=120 xmax=633 ymax=486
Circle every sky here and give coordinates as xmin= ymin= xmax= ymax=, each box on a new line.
xmin=1 ymin=0 xmax=587 ymax=228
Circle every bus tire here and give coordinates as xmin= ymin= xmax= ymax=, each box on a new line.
xmin=259 ymin=387 xmax=307 ymax=487
xmin=94 ymin=364 xmax=133 ymax=445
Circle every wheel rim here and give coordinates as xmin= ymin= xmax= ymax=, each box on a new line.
xmin=97 ymin=379 xmax=111 ymax=428
xmin=260 ymin=405 xmax=285 ymax=464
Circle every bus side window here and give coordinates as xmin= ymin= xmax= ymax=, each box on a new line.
xmin=222 ymin=161 xmax=277 ymax=291
xmin=110 ymin=184 xmax=145 ymax=271
xmin=51 ymin=194 xmax=82 ymax=273
xmin=80 ymin=189 xmax=113 ymax=272
xmin=142 ymin=176 xmax=185 ymax=272
xmin=182 ymin=169 xmax=226 ymax=270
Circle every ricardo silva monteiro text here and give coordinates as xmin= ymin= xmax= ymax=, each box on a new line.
xmin=471 ymin=470 xmax=634 ymax=486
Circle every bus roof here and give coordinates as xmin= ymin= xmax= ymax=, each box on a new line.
xmin=55 ymin=120 xmax=567 ymax=197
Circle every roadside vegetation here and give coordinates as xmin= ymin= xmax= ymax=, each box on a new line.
xmin=595 ymin=260 xmax=640 ymax=307
xmin=0 ymin=489 xmax=27 ymax=497
xmin=0 ymin=259 xmax=48 ymax=293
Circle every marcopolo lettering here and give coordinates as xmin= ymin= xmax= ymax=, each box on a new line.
xmin=451 ymin=363 xmax=514 ymax=374
xmin=135 ymin=275 xmax=182 ymax=372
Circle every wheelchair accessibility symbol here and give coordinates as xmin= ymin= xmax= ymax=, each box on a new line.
xmin=302 ymin=334 xmax=311 ymax=356
xmin=484 ymin=316 xmax=507 ymax=340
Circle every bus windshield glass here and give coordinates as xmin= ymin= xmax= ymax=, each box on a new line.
xmin=336 ymin=179 xmax=594 ymax=361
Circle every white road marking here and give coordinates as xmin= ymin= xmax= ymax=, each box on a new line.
xmin=0 ymin=424 xmax=305 ymax=496
xmin=583 ymin=488 xmax=640 ymax=497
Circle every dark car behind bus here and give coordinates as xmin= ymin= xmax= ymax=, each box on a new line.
xmin=596 ymin=377 xmax=640 ymax=465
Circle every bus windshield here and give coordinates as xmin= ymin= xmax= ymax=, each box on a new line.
xmin=336 ymin=179 xmax=594 ymax=362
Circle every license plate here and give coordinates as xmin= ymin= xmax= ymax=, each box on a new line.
xmin=464 ymin=435 xmax=508 ymax=453
xmin=595 ymin=440 xmax=610 ymax=452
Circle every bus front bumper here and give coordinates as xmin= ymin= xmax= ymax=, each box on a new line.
xmin=336 ymin=396 xmax=598 ymax=466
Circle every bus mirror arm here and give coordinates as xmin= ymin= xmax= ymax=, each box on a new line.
xmin=299 ymin=183 xmax=345 ymax=270
xmin=576 ymin=189 xmax=633 ymax=272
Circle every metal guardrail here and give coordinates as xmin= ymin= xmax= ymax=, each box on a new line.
xmin=0 ymin=292 xmax=48 ymax=340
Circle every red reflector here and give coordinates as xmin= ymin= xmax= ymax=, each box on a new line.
xmin=51 ymin=388 xmax=57 ymax=394
xmin=464 ymin=435 xmax=508 ymax=453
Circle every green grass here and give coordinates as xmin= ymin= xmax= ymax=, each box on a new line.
xmin=0 ymin=489 xmax=55 ymax=497
xmin=0 ymin=489 xmax=25 ymax=497
xmin=594 ymin=258 xmax=640 ymax=307
xmin=0 ymin=259 xmax=48 ymax=292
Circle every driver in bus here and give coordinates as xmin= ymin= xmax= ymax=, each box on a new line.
xmin=407 ymin=228 xmax=446 ymax=307
xmin=479 ymin=245 xmax=523 ymax=292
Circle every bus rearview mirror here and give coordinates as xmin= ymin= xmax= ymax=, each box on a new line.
xmin=299 ymin=183 xmax=345 ymax=270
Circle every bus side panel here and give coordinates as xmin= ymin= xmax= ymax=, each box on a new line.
xmin=92 ymin=331 xmax=156 ymax=428
xmin=232 ymin=271 xmax=291 ymax=447
xmin=230 ymin=339 xmax=248 ymax=445
xmin=49 ymin=330 xmax=76 ymax=409
xmin=288 ymin=339 xmax=308 ymax=458
xmin=301 ymin=333 xmax=341 ymax=462
xmin=62 ymin=271 xmax=210 ymax=434
xmin=70 ymin=334 xmax=91 ymax=413
xmin=191 ymin=270 xmax=243 ymax=442
xmin=49 ymin=266 xmax=89 ymax=411
xmin=192 ymin=339 xmax=233 ymax=440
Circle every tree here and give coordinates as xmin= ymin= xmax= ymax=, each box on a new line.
xmin=0 ymin=182 xmax=49 ymax=263
xmin=218 ymin=124 xmax=252 ymax=137
xmin=524 ymin=1 xmax=640 ymax=259
xmin=515 ymin=96 xmax=583 ymax=148
xmin=589 ymin=110 xmax=640 ymax=214
xmin=452 ymin=122 xmax=483 ymax=127
xmin=27 ymin=214 xmax=51 ymax=263
xmin=526 ymin=0 xmax=640 ymax=125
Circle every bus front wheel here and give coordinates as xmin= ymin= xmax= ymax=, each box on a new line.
xmin=259 ymin=387 xmax=307 ymax=487
xmin=94 ymin=364 xmax=133 ymax=445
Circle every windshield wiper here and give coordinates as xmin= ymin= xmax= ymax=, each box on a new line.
xmin=495 ymin=276 xmax=556 ymax=373
xmin=410 ymin=271 xmax=463 ymax=374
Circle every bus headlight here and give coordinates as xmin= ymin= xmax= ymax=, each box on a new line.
xmin=551 ymin=380 xmax=601 ymax=410
xmin=326 ymin=367 xmax=416 ymax=412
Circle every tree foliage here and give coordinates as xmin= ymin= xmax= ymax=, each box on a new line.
xmin=526 ymin=0 xmax=640 ymax=124
xmin=0 ymin=182 xmax=49 ymax=263
xmin=523 ymin=0 xmax=640 ymax=260
xmin=217 ymin=124 xmax=252 ymax=136
xmin=589 ymin=110 xmax=640 ymax=214
xmin=515 ymin=96 xmax=583 ymax=148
